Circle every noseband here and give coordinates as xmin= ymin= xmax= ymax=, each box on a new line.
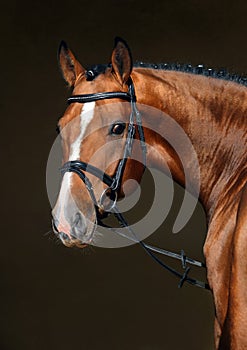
xmin=60 ymin=80 xmax=209 ymax=291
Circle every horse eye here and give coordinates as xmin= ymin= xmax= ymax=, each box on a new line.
xmin=110 ymin=122 xmax=126 ymax=135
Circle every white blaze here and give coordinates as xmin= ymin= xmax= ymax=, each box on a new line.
xmin=53 ymin=101 xmax=95 ymax=229
xmin=69 ymin=101 xmax=96 ymax=160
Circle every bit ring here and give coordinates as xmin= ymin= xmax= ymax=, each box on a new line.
xmin=98 ymin=187 xmax=118 ymax=212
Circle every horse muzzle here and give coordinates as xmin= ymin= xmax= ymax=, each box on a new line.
xmin=52 ymin=210 xmax=96 ymax=248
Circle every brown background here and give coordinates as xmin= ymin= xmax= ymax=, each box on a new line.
xmin=1 ymin=0 xmax=247 ymax=349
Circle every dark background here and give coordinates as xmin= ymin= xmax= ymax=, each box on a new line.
xmin=2 ymin=1 xmax=247 ymax=349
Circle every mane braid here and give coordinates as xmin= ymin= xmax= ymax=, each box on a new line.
xmin=134 ymin=61 xmax=247 ymax=87
xmin=85 ymin=64 xmax=110 ymax=80
xmin=85 ymin=62 xmax=247 ymax=87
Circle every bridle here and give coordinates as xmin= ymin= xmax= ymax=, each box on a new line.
xmin=60 ymin=79 xmax=210 ymax=291
xmin=61 ymin=81 xmax=145 ymax=211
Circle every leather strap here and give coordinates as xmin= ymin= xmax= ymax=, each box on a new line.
xmin=61 ymin=160 xmax=114 ymax=187
xmin=68 ymin=91 xmax=131 ymax=104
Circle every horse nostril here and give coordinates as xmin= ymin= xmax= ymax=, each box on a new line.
xmin=60 ymin=232 xmax=70 ymax=241
xmin=71 ymin=212 xmax=87 ymax=239
xmin=73 ymin=212 xmax=82 ymax=226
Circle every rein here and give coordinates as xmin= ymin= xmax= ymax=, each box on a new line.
xmin=61 ymin=80 xmax=210 ymax=291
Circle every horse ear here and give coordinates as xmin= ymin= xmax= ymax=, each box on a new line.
xmin=58 ymin=41 xmax=85 ymax=87
xmin=111 ymin=37 xmax=133 ymax=86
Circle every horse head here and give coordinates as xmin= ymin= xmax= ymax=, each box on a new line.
xmin=52 ymin=38 xmax=145 ymax=247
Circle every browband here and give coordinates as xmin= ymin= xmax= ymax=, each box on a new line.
xmin=68 ymin=91 xmax=131 ymax=104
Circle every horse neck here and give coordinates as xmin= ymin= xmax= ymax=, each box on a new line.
xmin=132 ymin=68 xmax=247 ymax=220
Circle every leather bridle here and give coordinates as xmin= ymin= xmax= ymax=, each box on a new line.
xmin=61 ymin=81 xmax=146 ymax=211
xmin=60 ymin=79 xmax=210 ymax=291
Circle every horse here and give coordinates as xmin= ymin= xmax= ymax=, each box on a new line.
xmin=51 ymin=37 xmax=247 ymax=349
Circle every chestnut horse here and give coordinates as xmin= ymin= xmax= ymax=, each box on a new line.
xmin=52 ymin=38 xmax=247 ymax=349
